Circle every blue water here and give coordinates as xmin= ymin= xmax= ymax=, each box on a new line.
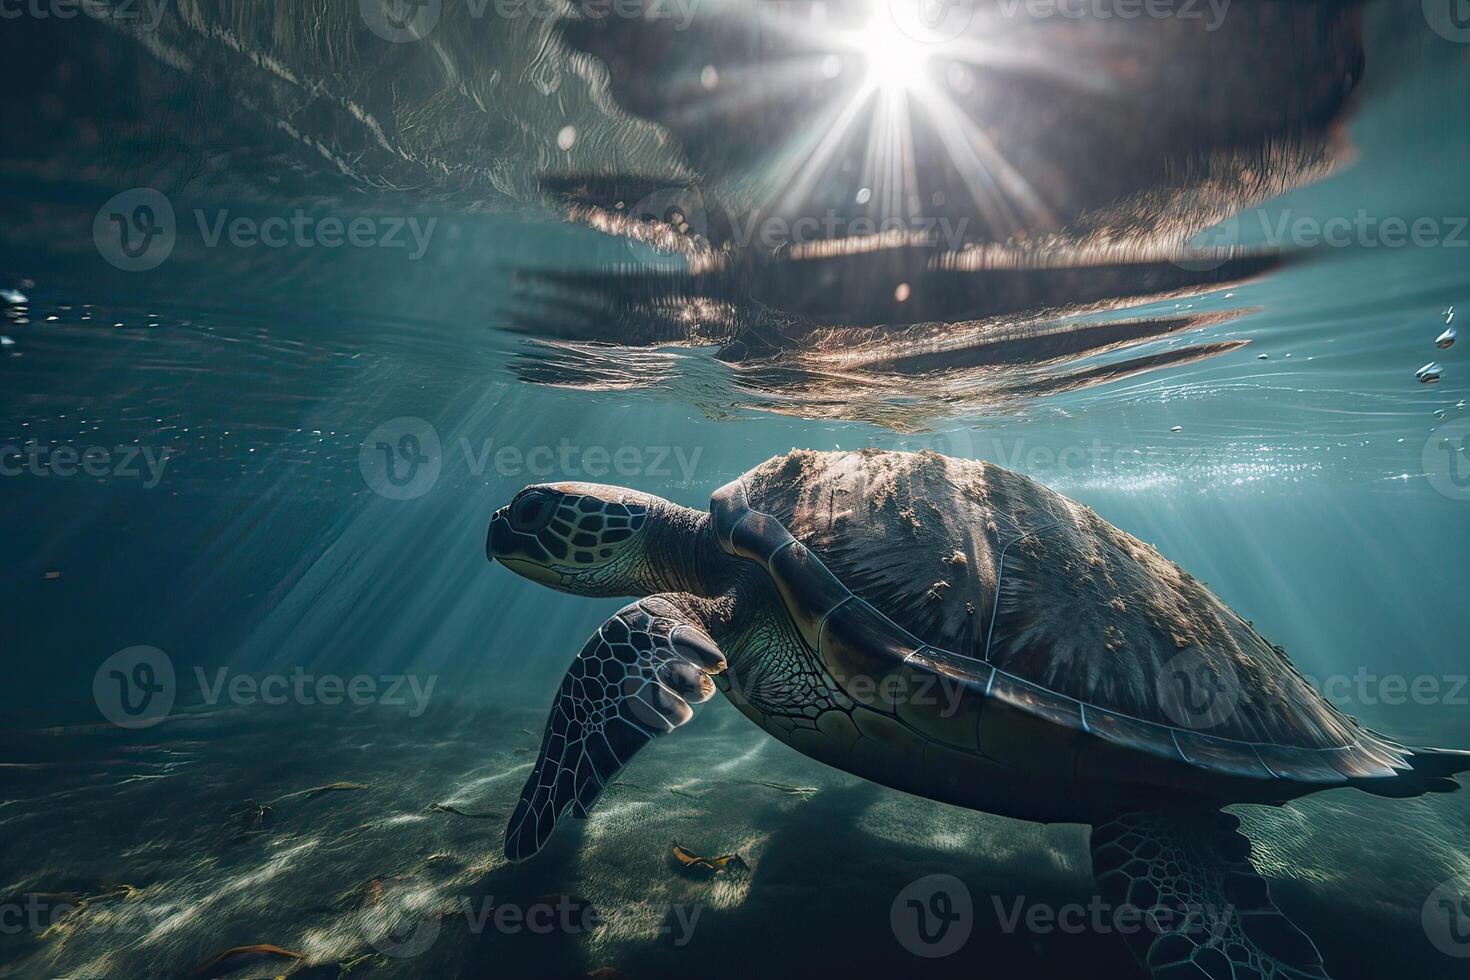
xmin=3 ymin=4 xmax=1470 ymax=979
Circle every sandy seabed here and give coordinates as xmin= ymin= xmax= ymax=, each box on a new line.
xmin=2 ymin=695 xmax=1467 ymax=980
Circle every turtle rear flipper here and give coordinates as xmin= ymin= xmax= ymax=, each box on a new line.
xmin=1090 ymin=808 xmax=1331 ymax=980
xmin=506 ymin=596 xmax=726 ymax=862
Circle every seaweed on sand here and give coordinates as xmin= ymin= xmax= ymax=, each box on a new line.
xmin=733 ymin=779 xmax=818 ymax=798
xmin=427 ymin=802 xmax=501 ymax=819
xmin=671 ymin=842 xmax=749 ymax=877
xmin=29 ymin=885 xmax=140 ymax=940
xmin=228 ymin=782 xmax=370 ymax=841
xmin=185 ymin=943 xmax=302 ymax=979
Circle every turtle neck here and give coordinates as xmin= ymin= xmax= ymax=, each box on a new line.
xmin=638 ymin=501 xmax=745 ymax=598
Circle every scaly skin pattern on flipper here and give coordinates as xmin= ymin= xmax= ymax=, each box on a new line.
xmin=505 ymin=596 xmax=724 ymax=861
xmin=717 ymin=584 xmax=855 ymax=736
xmin=1091 ymin=809 xmax=1331 ymax=980
xmin=706 ymin=571 xmax=954 ymax=795
xmin=711 ymin=580 xmax=958 ymax=791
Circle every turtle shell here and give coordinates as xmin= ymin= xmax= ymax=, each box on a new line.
xmin=711 ymin=449 xmax=1411 ymax=792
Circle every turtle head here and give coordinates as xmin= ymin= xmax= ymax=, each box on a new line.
xmin=488 ymin=482 xmax=672 ymax=596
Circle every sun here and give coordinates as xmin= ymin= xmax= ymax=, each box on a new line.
xmin=755 ymin=3 xmax=1054 ymax=240
xmin=859 ymin=20 xmax=932 ymax=95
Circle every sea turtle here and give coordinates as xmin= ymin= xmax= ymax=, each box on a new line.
xmin=487 ymin=449 xmax=1468 ymax=978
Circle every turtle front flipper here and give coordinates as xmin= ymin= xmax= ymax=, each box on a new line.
xmin=1090 ymin=808 xmax=1332 ymax=980
xmin=506 ymin=596 xmax=726 ymax=862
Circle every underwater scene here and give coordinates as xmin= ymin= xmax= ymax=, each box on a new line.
xmin=3 ymin=2 xmax=1470 ymax=978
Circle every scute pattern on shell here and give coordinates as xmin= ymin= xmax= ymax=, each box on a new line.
xmin=739 ymin=449 xmax=1361 ymax=752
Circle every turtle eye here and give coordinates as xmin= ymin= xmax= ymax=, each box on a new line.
xmin=510 ymin=489 xmax=557 ymax=532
